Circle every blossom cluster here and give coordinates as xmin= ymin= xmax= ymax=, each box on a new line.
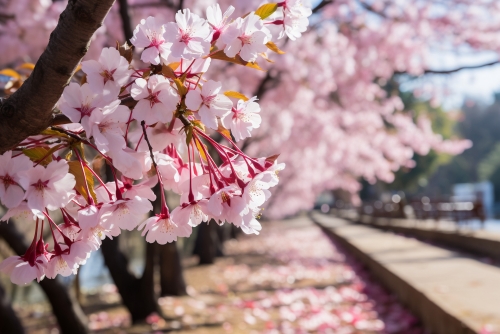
xmin=0 ymin=1 xmax=310 ymax=285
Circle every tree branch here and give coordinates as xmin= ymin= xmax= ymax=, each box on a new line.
xmin=177 ymin=0 xmax=184 ymax=11
xmin=312 ymin=0 xmax=334 ymax=14
xmin=0 ymin=0 xmax=116 ymax=154
xmin=423 ymin=60 xmax=500 ymax=74
xmin=118 ymin=0 xmax=134 ymax=41
xmin=395 ymin=60 xmax=500 ymax=75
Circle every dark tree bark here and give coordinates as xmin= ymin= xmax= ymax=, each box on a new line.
xmin=0 ymin=281 xmax=25 ymax=334
xmin=159 ymin=242 xmax=186 ymax=296
xmin=100 ymin=238 xmax=159 ymax=323
xmin=193 ymin=221 xmax=220 ymax=265
xmin=0 ymin=0 xmax=116 ymax=153
xmin=0 ymin=222 xmax=88 ymax=334
xmin=117 ymin=0 xmax=134 ymax=41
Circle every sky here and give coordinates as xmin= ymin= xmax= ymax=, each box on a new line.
xmin=421 ymin=50 xmax=500 ymax=110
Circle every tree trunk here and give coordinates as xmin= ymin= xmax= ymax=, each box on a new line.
xmin=193 ymin=221 xmax=220 ymax=265
xmin=159 ymin=242 xmax=186 ymax=296
xmin=0 ymin=221 xmax=88 ymax=334
xmin=0 ymin=281 xmax=25 ymax=334
xmin=100 ymin=237 xmax=159 ymax=323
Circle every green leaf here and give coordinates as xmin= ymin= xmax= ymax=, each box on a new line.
xmin=255 ymin=3 xmax=278 ymax=19
xmin=224 ymin=91 xmax=249 ymax=101
xmin=209 ymin=50 xmax=264 ymax=71
xmin=266 ymin=41 xmax=285 ymax=54
xmin=68 ymin=161 xmax=98 ymax=204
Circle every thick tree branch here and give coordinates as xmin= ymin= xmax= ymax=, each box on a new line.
xmin=118 ymin=0 xmax=134 ymax=41
xmin=0 ymin=0 xmax=116 ymax=154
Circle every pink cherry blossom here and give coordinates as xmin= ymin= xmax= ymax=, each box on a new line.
xmin=100 ymin=197 xmax=153 ymax=231
xmin=131 ymin=75 xmax=179 ymax=125
xmin=0 ymin=151 xmax=32 ymax=208
xmin=221 ymin=97 xmax=261 ymax=141
xmin=139 ymin=214 xmax=192 ymax=244
xmin=206 ymin=4 xmax=235 ymax=44
xmin=18 ymin=160 xmax=76 ymax=217
xmin=171 ymin=200 xmax=210 ymax=227
xmin=58 ymin=82 xmax=117 ymax=134
xmin=45 ymin=246 xmax=78 ymax=279
xmin=185 ymin=80 xmax=233 ymax=129
xmin=81 ymin=47 xmax=132 ymax=96
xmin=0 ymin=255 xmax=46 ymax=285
xmin=87 ymin=104 xmax=130 ymax=153
xmin=163 ymin=9 xmax=212 ymax=60
xmin=222 ymin=13 xmax=270 ymax=62
xmin=130 ymin=16 xmax=172 ymax=65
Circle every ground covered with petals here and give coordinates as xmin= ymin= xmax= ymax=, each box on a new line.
xmin=17 ymin=216 xmax=425 ymax=333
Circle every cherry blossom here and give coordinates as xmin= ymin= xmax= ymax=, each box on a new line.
xmin=0 ymin=255 xmax=46 ymax=285
xmin=0 ymin=151 xmax=31 ymax=208
xmin=139 ymin=214 xmax=192 ymax=244
xmin=58 ymin=82 xmax=118 ymax=134
xmin=18 ymin=160 xmax=76 ymax=217
xmin=222 ymin=13 xmax=270 ymax=62
xmin=171 ymin=200 xmax=210 ymax=227
xmin=206 ymin=4 xmax=235 ymax=44
xmin=100 ymin=197 xmax=153 ymax=231
xmin=130 ymin=16 xmax=172 ymax=65
xmin=81 ymin=47 xmax=132 ymax=96
xmin=163 ymin=9 xmax=212 ymax=60
xmin=131 ymin=75 xmax=179 ymax=125
xmin=221 ymin=97 xmax=262 ymax=141
xmin=185 ymin=80 xmax=233 ymax=129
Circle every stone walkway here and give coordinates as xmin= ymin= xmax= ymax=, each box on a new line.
xmin=312 ymin=212 xmax=500 ymax=334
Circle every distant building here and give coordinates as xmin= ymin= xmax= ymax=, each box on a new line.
xmin=452 ymin=182 xmax=494 ymax=218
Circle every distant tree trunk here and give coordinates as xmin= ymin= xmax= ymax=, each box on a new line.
xmin=0 ymin=281 xmax=25 ymax=334
xmin=230 ymin=224 xmax=240 ymax=239
xmin=0 ymin=221 xmax=88 ymax=334
xmin=159 ymin=242 xmax=186 ymax=296
xmin=193 ymin=221 xmax=220 ymax=264
xmin=100 ymin=237 xmax=159 ymax=323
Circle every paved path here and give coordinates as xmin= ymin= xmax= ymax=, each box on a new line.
xmin=312 ymin=212 xmax=500 ymax=334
